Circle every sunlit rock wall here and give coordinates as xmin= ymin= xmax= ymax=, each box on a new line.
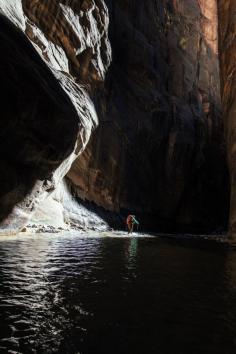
xmin=68 ymin=0 xmax=229 ymax=232
xmin=218 ymin=0 xmax=236 ymax=238
xmin=0 ymin=0 xmax=111 ymax=234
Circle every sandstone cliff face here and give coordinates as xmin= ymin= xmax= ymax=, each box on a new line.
xmin=0 ymin=0 xmax=230 ymax=233
xmin=218 ymin=0 xmax=236 ymax=238
xmin=68 ymin=0 xmax=229 ymax=231
xmin=0 ymin=0 xmax=111 ymax=233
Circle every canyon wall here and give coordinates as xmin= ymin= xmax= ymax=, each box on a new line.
xmin=0 ymin=0 xmax=230 ymax=233
xmin=68 ymin=0 xmax=229 ymax=232
xmin=218 ymin=0 xmax=236 ymax=238
xmin=0 ymin=0 xmax=111 ymax=233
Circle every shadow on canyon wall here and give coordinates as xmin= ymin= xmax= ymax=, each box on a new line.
xmin=0 ymin=1 xmax=230 ymax=234
xmin=68 ymin=0 xmax=230 ymax=233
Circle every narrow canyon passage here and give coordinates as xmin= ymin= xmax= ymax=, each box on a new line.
xmin=0 ymin=0 xmax=233 ymax=235
xmin=1 ymin=2 xmax=236 ymax=354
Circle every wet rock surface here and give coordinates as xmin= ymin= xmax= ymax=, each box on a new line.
xmin=68 ymin=0 xmax=229 ymax=232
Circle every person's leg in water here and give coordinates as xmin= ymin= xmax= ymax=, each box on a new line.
xmin=130 ymin=222 xmax=134 ymax=234
xmin=127 ymin=222 xmax=133 ymax=234
xmin=127 ymin=223 xmax=130 ymax=233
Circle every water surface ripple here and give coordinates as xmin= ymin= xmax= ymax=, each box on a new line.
xmin=0 ymin=232 xmax=235 ymax=353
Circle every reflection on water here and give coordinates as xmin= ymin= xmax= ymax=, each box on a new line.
xmin=125 ymin=238 xmax=138 ymax=270
xmin=0 ymin=232 xmax=235 ymax=353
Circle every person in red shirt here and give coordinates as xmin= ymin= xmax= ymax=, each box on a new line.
xmin=126 ymin=215 xmax=139 ymax=234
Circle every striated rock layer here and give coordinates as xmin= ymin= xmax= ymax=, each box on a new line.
xmin=218 ymin=0 xmax=236 ymax=239
xmin=0 ymin=0 xmax=111 ymax=234
xmin=68 ymin=0 xmax=229 ymax=232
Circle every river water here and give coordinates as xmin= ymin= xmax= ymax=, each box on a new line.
xmin=0 ymin=232 xmax=235 ymax=354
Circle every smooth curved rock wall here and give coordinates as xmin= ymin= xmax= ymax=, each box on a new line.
xmin=0 ymin=0 xmax=111 ymax=234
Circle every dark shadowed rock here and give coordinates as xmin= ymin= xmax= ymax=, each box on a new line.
xmin=218 ymin=0 xmax=236 ymax=239
xmin=68 ymin=0 xmax=229 ymax=232
xmin=0 ymin=0 xmax=231 ymax=234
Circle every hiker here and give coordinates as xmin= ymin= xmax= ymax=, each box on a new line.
xmin=126 ymin=214 xmax=139 ymax=234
